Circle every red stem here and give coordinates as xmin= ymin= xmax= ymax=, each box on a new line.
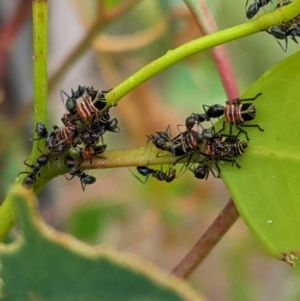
xmin=186 ymin=0 xmax=240 ymax=103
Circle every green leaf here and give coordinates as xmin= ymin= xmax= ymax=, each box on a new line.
xmin=218 ymin=50 xmax=300 ymax=265
xmin=63 ymin=201 xmax=128 ymax=243
xmin=0 ymin=187 xmax=205 ymax=301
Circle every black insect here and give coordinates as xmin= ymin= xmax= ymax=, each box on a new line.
xmin=146 ymin=125 xmax=175 ymax=153
xmin=171 ymin=129 xmax=204 ymax=166
xmin=89 ymin=111 xmax=120 ymax=142
xmin=19 ymin=153 xmax=51 ymax=187
xmin=246 ymin=0 xmax=271 ymax=19
xmin=77 ymin=127 xmax=101 ymax=148
xmin=147 ymin=125 xmax=203 ymax=159
xmin=71 ymin=111 xmax=120 ymax=151
xmin=35 ymin=121 xmax=80 ymax=156
xmin=189 ymin=158 xmax=218 ymax=180
xmin=267 ymin=17 xmax=300 ymax=52
xmin=134 ymin=166 xmax=177 ymax=184
xmin=185 ymin=113 xmax=209 ymax=132
xmin=35 ymin=120 xmax=48 ymax=138
xmin=61 ymin=85 xmax=110 ymax=125
xmin=94 ymin=112 xmax=120 ymax=133
xmin=152 ymin=129 xmax=202 ymax=176
xmin=264 ymin=0 xmax=300 ymax=51
xmin=201 ymin=129 xmax=248 ymax=177
xmin=79 ymin=144 xmax=107 ymax=165
xmin=64 ymin=155 xmax=96 ymax=191
xmin=188 ymin=93 xmax=263 ymax=140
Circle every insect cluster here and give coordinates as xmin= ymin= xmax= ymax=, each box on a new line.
xmin=246 ymin=0 xmax=300 ymax=51
xmin=20 ymin=87 xmax=264 ymax=189
xmin=19 ymin=86 xmax=120 ymax=191
xmin=141 ymin=93 xmax=264 ymax=184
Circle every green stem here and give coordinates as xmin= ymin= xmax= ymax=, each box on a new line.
xmin=31 ymin=147 xmax=189 ymax=195
xmin=0 ymin=0 xmax=48 ymax=241
xmin=30 ymin=0 xmax=48 ymax=170
xmin=32 ymin=0 xmax=48 ymax=126
xmin=23 ymin=0 xmax=48 ymax=183
xmin=104 ymin=0 xmax=300 ymax=107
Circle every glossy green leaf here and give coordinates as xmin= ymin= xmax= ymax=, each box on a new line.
xmin=218 ymin=50 xmax=300 ymax=265
xmin=0 ymin=186 xmax=205 ymax=301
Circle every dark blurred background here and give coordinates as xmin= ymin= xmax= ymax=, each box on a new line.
xmin=1 ymin=0 xmax=300 ymax=300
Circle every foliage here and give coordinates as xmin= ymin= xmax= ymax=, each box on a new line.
xmin=0 ymin=185 xmax=203 ymax=301
xmin=1 ymin=0 xmax=300 ymax=300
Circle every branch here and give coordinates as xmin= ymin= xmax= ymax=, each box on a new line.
xmin=184 ymin=0 xmax=239 ymax=100
xmin=0 ymin=0 xmax=48 ymax=242
xmin=170 ymin=199 xmax=239 ymax=279
xmin=104 ymin=0 xmax=300 ymax=107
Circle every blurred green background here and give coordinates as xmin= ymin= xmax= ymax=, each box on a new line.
xmin=1 ymin=0 xmax=300 ymax=300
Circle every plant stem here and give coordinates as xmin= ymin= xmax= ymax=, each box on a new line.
xmin=32 ymin=146 xmax=191 ymax=194
xmin=32 ymin=0 xmax=48 ymax=126
xmin=170 ymin=199 xmax=239 ymax=279
xmin=104 ymin=0 xmax=300 ymax=107
xmin=201 ymin=0 xmax=239 ymax=100
xmin=180 ymin=0 xmax=241 ymax=275
xmin=0 ymin=0 xmax=48 ymax=242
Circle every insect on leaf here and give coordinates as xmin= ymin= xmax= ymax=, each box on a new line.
xmin=218 ymin=50 xmax=300 ymax=266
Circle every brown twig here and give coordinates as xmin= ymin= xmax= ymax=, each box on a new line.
xmin=170 ymin=199 xmax=239 ymax=279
